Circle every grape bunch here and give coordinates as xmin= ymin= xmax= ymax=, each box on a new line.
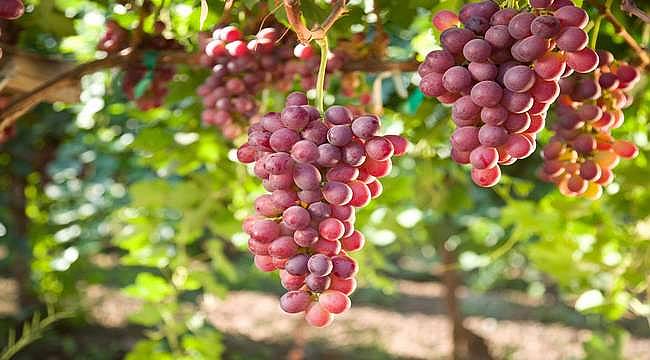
xmin=0 ymin=0 xmax=24 ymax=60
xmin=540 ymin=51 xmax=640 ymax=199
xmin=198 ymin=25 xmax=345 ymax=139
xmin=198 ymin=25 xmax=295 ymax=139
xmin=98 ymin=20 xmax=182 ymax=111
xmin=420 ymin=0 xmax=598 ymax=187
xmin=236 ymin=92 xmax=407 ymax=327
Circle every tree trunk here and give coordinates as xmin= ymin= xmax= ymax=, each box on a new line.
xmin=439 ymin=244 xmax=493 ymax=360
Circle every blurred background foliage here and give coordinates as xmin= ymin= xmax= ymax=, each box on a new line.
xmin=0 ymin=0 xmax=649 ymax=359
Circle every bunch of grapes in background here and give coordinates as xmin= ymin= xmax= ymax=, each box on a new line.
xmin=540 ymin=51 xmax=640 ymax=199
xmin=420 ymin=0 xmax=598 ymax=187
xmin=197 ymin=24 xmax=345 ymax=140
xmin=98 ymin=20 xmax=182 ymax=111
xmin=0 ymin=0 xmax=24 ymax=59
xmin=236 ymin=92 xmax=407 ymax=326
xmin=197 ymin=25 xmax=295 ymax=139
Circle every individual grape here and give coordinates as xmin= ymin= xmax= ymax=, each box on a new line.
xmin=503 ymin=65 xmax=535 ymax=93
xmin=0 ymin=0 xmax=25 ymax=19
xmin=484 ymin=25 xmax=513 ymax=49
xmin=285 ymin=254 xmax=309 ymax=276
xmin=508 ymin=12 xmax=535 ymax=40
xmin=463 ymin=39 xmax=492 ymax=63
xmin=365 ymin=137 xmax=395 ymax=161
xmin=480 ymin=106 xmax=508 ymax=126
xmin=317 ymin=143 xmax=342 ymax=167
xmin=470 ymin=146 xmax=499 ymax=169
xmin=530 ymin=78 xmax=560 ymax=103
xmin=612 ymin=140 xmax=639 ymax=159
xmin=505 ymin=134 xmax=535 ymax=158
xmin=451 ymin=147 xmax=471 ymax=164
xmin=250 ymin=219 xmax=280 ymax=242
xmin=440 ymin=27 xmax=475 ymax=55
xmin=511 ymin=35 xmax=548 ymax=62
xmin=491 ymin=8 xmax=517 ymax=25
xmin=305 ymin=273 xmax=331 ymax=292
xmin=311 ymin=238 xmax=341 ymax=256
xmin=327 ymin=125 xmax=353 ymax=147
xmin=419 ymin=50 xmax=456 ymax=75
xmin=530 ymin=0 xmax=554 ymax=9
xmin=254 ymin=255 xmax=276 ymax=272
xmin=471 ymin=165 xmax=501 ymax=187
xmin=293 ymin=163 xmax=322 ymax=190
xmin=272 ymin=190 xmax=298 ymax=209
xmin=294 ymin=228 xmax=319 ymax=247
xmin=452 ymin=98 xmax=481 ymax=127
xmin=579 ymin=160 xmax=601 ymax=181
xmin=305 ymin=302 xmax=333 ymax=327
xmin=478 ymin=124 xmax=509 ymax=147
xmin=348 ymin=180 xmax=371 ymax=208
xmin=501 ymin=90 xmax=534 ymax=113
xmin=504 ymin=113 xmax=531 ymax=133
xmin=308 ymin=253 xmax=333 ymax=276
xmin=470 ymin=81 xmax=503 ymax=107
xmin=533 ymin=52 xmax=566 ymax=81
xmin=269 ymin=236 xmax=299 ymax=258
xmin=319 ymin=218 xmax=345 ymax=240
xmin=361 ymin=157 xmax=392 ymax=178
xmin=326 ymin=164 xmax=359 ymax=183
xmin=342 ymin=140 xmax=367 ymax=166
xmin=341 ymin=230 xmax=365 ymax=252
xmin=367 ymin=180 xmax=383 ymax=199
xmin=302 ymin=120 xmax=329 ymax=145
xmin=451 ymin=126 xmax=480 ymax=152
xmin=264 ymin=152 xmax=294 ymax=175
xmin=281 ymin=106 xmax=311 ymax=130
xmin=556 ymin=27 xmax=588 ymax=52
xmin=468 ymin=62 xmax=498 ymax=81
xmin=286 ymin=92 xmax=309 ymax=106
xmin=566 ymin=48 xmax=599 ymax=73
xmin=433 ymin=10 xmax=460 ymax=31
xmin=554 ymin=5 xmax=589 ymax=28
xmin=325 ymin=106 xmax=353 ymax=125
xmin=280 ymin=270 xmax=306 ymax=291
xmin=530 ymin=16 xmax=561 ymax=38
xmin=319 ymin=290 xmax=351 ymax=314
xmin=322 ymin=182 xmax=353 ymax=205
xmin=280 ymin=290 xmax=312 ymax=313
xmin=270 ymin=128 xmax=301 ymax=152
xmin=442 ymin=66 xmax=472 ymax=93
xmin=283 ymin=206 xmax=311 ymax=230
xmin=291 ymin=140 xmax=320 ymax=163
xmin=331 ymin=255 xmax=358 ymax=279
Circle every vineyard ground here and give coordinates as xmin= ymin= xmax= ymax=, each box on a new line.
xmin=1 ymin=277 xmax=649 ymax=359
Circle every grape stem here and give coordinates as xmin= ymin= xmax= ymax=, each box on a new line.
xmin=621 ymin=0 xmax=650 ymax=24
xmin=586 ymin=0 xmax=650 ymax=67
xmin=282 ymin=0 xmax=348 ymax=44
xmin=590 ymin=15 xmax=602 ymax=49
xmin=315 ymin=36 xmax=329 ymax=114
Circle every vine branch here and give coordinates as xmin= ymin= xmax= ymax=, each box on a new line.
xmin=621 ymin=0 xmax=650 ymax=24
xmin=0 ymin=49 xmax=196 ymax=132
xmin=0 ymin=46 xmax=416 ymax=132
xmin=282 ymin=0 xmax=348 ymax=44
xmin=586 ymin=0 xmax=650 ymax=66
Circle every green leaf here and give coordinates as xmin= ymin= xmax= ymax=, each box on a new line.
xmin=123 ymin=273 xmax=174 ymax=302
